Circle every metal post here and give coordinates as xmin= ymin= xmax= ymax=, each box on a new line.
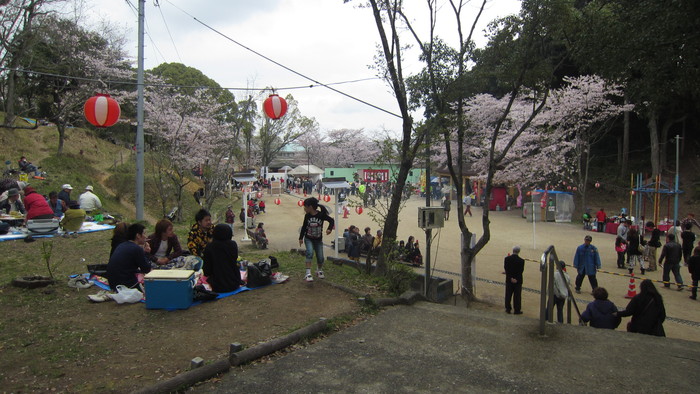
xmin=424 ymin=146 xmax=431 ymax=299
xmin=539 ymin=251 xmax=548 ymax=336
xmin=673 ymin=136 xmax=680 ymax=230
xmin=532 ymin=193 xmax=536 ymax=249
xmin=547 ymin=258 xmax=555 ymax=323
xmin=242 ymin=189 xmax=249 ymax=241
xmin=334 ymin=197 xmax=339 ymax=258
xmin=135 ymin=0 xmax=145 ymax=221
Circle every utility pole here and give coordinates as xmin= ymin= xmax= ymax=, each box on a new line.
xmin=673 ymin=135 xmax=681 ymax=228
xmin=135 ymin=0 xmax=145 ymax=221
xmin=424 ymin=144 xmax=431 ymax=299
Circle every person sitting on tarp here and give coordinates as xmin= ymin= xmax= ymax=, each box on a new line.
xmin=187 ymin=209 xmax=213 ymax=257
xmin=47 ymin=191 xmax=67 ymax=218
xmin=203 ymin=223 xmax=242 ymax=293
xmin=18 ymin=156 xmax=38 ymax=175
xmin=146 ymin=218 xmax=185 ymax=269
xmin=0 ymin=188 xmax=25 ymax=215
xmin=60 ymin=201 xmax=86 ymax=237
xmin=78 ymin=185 xmax=102 ymax=214
xmin=58 ymin=184 xmax=73 ymax=205
xmin=23 ymin=186 xmax=54 ymax=224
xmin=106 ymin=223 xmax=152 ymax=291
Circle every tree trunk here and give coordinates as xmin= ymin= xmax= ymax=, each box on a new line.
xmin=460 ymin=233 xmax=475 ymax=303
xmin=648 ymin=111 xmax=660 ymax=176
xmin=620 ymin=95 xmax=630 ymax=177
xmin=56 ymin=123 xmax=66 ymax=155
xmin=659 ymin=117 xmax=676 ymax=174
xmin=4 ymin=69 xmax=18 ymax=127
xmin=376 ymin=148 xmax=413 ymax=275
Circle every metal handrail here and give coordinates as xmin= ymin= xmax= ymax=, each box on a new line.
xmin=539 ymin=245 xmax=582 ymax=335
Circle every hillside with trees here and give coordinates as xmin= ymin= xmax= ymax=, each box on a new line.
xmin=1 ymin=0 xmax=699 ymax=285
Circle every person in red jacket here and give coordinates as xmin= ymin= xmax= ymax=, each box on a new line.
xmin=22 ymin=186 xmax=54 ymax=223
xmin=595 ymin=208 xmax=607 ymax=233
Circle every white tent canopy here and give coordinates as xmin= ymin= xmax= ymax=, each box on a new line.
xmin=288 ymin=164 xmax=324 ymax=176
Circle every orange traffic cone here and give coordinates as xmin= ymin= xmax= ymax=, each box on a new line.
xmin=624 ymin=273 xmax=637 ymax=298
xmin=342 ymin=206 xmax=349 ymax=218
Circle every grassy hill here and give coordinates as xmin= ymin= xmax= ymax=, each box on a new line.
xmin=0 ymin=115 xmax=220 ymax=237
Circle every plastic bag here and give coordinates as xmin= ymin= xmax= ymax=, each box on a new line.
xmin=111 ymin=285 xmax=143 ymax=304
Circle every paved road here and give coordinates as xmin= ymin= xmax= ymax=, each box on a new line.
xmin=196 ymin=301 xmax=700 ymax=393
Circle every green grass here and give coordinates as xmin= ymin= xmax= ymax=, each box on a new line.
xmin=0 ymin=114 xmax=404 ymax=392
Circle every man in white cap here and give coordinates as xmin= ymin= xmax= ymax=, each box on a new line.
xmin=78 ymin=185 xmax=102 ymax=214
xmin=58 ymin=184 xmax=73 ymax=205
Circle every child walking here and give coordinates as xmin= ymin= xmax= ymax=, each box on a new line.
xmin=615 ymin=236 xmax=627 ymax=269
xmin=298 ymin=197 xmax=335 ymax=282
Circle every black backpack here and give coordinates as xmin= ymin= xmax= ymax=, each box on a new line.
xmin=247 ymin=260 xmax=272 ymax=288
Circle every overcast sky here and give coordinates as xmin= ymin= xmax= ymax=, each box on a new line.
xmin=83 ymin=0 xmax=521 ymax=135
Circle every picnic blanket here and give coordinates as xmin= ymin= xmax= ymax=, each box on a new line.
xmin=0 ymin=222 xmax=115 ymax=242
xmin=73 ymin=271 xmax=288 ymax=310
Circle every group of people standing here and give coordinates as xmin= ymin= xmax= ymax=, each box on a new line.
xmin=503 ymin=230 xmax=689 ymax=337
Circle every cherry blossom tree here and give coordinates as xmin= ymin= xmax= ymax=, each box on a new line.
xmin=144 ymin=85 xmax=233 ymax=219
xmin=532 ymin=75 xmax=632 ymax=211
xmin=323 ymin=128 xmax=382 ymax=167
xmin=442 ymin=75 xmax=632 ymax=220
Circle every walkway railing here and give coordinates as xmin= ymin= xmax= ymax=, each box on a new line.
xmin=539 ymin=245 xmax=582 ymax=335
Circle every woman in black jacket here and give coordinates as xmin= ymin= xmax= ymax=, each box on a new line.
xmin=203 ymin=224 xmax=242 ymax=293
xmin=617 ymin=279 xmax=666 ymax=336
xmin=626 ymin=227 xmax=646 ymax=275
xmin=646 ymin=226 xmax=662 ymax=271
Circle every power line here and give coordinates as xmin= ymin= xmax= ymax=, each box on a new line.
xmin=0 ymin=66 xmax=382 ymax=93
xmin=125 ymin=0 xmax=168 ymax=67
xmin=154 ymin=0 xmax=183 ymax=63
xmin=162 ymin=0 xmax=402 ymax=119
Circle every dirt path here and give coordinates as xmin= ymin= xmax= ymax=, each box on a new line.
xmin=260 ymin=191 xmax=700 ymax=342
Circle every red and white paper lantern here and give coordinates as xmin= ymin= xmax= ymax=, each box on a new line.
xmin=263 ymin=94 xmax=288 ymax=120
xmin=84 ymin=94 xmax=120 ymax=127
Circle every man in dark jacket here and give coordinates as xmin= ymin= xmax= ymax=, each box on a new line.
xmin=504 ymin=245 xmax=525 ymax=314
xmin=106 ymin=223 xmax=151 ymax=291
xmin=658 ymin=233 xmax=684 ymax=290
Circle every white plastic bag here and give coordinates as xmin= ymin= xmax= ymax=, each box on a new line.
xmin=111 ymin=285 xmax=143 ymax=304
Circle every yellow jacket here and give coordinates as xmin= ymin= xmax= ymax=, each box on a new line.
xmin=60 ymin=208 xmax=86 ymax=232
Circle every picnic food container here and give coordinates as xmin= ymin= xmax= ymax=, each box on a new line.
xmin=144 ymin=270 xmax=194 ymax=310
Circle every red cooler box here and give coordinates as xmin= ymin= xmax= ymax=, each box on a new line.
xmin=144 ymin=270 xmax=194 ymax=310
